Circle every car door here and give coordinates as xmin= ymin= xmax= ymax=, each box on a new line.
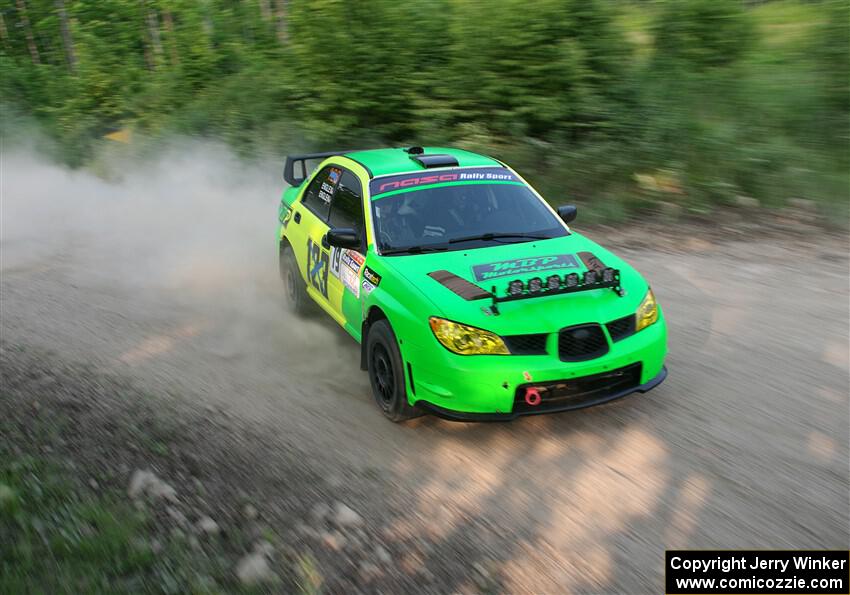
xmin=326 ymin=169 xmax=367 ymax=330
xmin=290 ymin=164 xmax=343 ymax=322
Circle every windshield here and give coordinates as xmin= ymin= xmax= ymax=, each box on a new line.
xmin=369 ymin=167 xmax=567 ymax=254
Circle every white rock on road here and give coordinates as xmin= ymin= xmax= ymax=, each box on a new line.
xmin=375 ymin=545 xmax=392 ymax=565
xmin=197 ymin=515 xmax=220 ymax=536
xmin=243 ymin=503 xmax=258 ymax=520
xmin=235 ymin=549 xmax=276 ymax=586
xmin=332 ymin=502 xmax=363 ymax=528
xmin=127 ymin=469 xmax=178 ymax=503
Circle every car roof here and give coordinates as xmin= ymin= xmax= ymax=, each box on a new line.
xmin=343 ymin=147 xmax=502 ymax=178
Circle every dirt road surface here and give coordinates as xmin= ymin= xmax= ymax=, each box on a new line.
xmin=2 ymin=150 xmax=848 ymax=592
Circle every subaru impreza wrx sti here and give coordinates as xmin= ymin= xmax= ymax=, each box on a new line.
xmin=277 ymin=146 xmax=667 ymax=421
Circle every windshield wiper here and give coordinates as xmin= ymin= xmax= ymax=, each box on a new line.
xmin=381 ymin=245 xmax=448 ymax=256
xmin=448 ymin=232 xmax=552 ymax=245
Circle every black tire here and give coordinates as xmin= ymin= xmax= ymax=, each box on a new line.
xmin=279 ymin=244 xmax=311 ymax=316
xmin=366 ymin=320 xmax=420 ymax=422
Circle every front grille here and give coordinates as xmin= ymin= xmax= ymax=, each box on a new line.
xmin=513 ymin=363 xmax=642 ymax=413
xmin=503 ymin=333 xmax=548 ymax=355
xmin=606 ymin=314 xmax=635 ymax=342
xmin=558 ymin=324 xmax=608 ymax=361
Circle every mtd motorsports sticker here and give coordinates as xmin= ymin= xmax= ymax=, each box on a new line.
xmin=472 ymin=254 xmax=580 ymax=282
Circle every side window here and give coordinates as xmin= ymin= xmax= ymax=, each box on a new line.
xmin=301 ymin=165 xmax=343 ymax=221
xmin=329 ymin=171 xmax=365 ymax=237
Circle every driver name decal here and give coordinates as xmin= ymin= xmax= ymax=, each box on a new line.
xmin=472 ymin=254 xmax=580 ymax=282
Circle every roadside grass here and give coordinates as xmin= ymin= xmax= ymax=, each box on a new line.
xmin=0 ymin=357 xmax=265 ymax=594
xmin=0 ymin=416 xmax=239 ymax=594
xmin=0 ymin=455 xmax=159 ymax=594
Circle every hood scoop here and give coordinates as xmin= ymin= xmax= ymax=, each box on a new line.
xmin=410 ymin=153 xmax=459 ymax=168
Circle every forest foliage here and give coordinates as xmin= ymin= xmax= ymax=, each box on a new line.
xmin=1 ymin=0 xmax=848 ymax=220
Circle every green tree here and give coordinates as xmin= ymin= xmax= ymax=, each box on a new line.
xmin=653 ymin=0 xmax=754 ymax=70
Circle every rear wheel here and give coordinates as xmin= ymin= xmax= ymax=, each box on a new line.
xmin=366 ymin=320 xmax=420 ymax=422
xmin=279 ymin=244 xmax=311 ymax=316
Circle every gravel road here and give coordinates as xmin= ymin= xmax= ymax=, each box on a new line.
xmin=2 ymin=151 xmax=848 ymax=593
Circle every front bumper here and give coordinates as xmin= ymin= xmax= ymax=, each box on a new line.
xmin=416 ymin=365 xmax=667 ymax=421
xmin=405 ymin=312 xmax=667 ymax=418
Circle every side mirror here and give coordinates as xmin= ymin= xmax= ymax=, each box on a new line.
xmin=325 ymin=227 xmax=360 ymax=249
xmin=557 ymin=205 xmax=577 ymax=224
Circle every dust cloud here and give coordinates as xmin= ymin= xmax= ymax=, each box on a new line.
xmin=0 ymin=141 xmax=350 ymax=373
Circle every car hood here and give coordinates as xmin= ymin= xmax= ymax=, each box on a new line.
xmin=381 ymin=233 xmax=649 ymax=335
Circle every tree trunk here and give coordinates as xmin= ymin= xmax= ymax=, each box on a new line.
xmin=139 ymin=0 xmax=152 ymax=69
xmin=273 ymin=0 xmax=287 ymax=43
xmin=199 ymin=0 xmax=213 ymax=37
xmin=0 ymin=12 xmax=10 ymax=51
xmin=163 ymin=9 xmax=178 ymax=65
xmin=16 ymin=0 xmax=41 ymax=65
xmin=55 ymin=0 xmax=77 ymax=72
xmin=258 ymin=0 xmax=271 ymax=22
xmin=146 ymin=4 xmax=163 ymax=60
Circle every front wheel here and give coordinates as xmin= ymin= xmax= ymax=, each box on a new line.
xmin=366 ymin=320 xmax=420 ymax=422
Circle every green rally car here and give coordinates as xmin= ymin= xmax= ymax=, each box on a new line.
xmin=277 ymin=146 xmax=667 ymax=421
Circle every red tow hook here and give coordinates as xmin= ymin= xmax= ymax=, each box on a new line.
xmin=524 ymin=387 xmax=542 ymax=407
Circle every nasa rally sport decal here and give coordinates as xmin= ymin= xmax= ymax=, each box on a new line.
xmin=472 ymin=254 xmax=580 ymax=282
xmin=369 ymin=167 xmax=522 ymax=198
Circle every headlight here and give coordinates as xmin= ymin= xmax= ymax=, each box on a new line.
xmin=635 ymin=288 xmax=659 ymax=332
xmin=429 ymin=317 xmax=509 ymax=355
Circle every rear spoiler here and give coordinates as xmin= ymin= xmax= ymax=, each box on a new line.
xmin=282 ymin=151 xmax=347 ymax=187
xmin=284 ymin=148 xmax=377 ymax=186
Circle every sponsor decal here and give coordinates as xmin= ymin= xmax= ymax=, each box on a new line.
xmin=472 ymin=254 xmax=579 ymax=282
xmin=369 ymin=167 xmax=522 ymax=198
xmin=363 ymin=266 xmax=381 ymax=287
xmin=341 ymin=249 xmax=364 ymax=270
xmin=361 ymin=279 xmax=376 ymax=296
xmin=341 ymin=267 xmax=359 ymax=298
xmin=340 ymin=249 xmax=365 ymax=297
